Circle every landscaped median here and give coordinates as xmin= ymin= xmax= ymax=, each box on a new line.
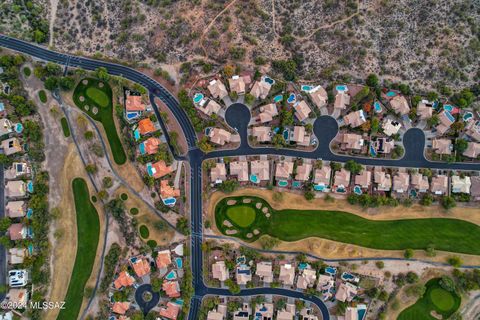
xmin=57 ymin=178 xmax=100 ymax=320
xmin=215 ymin=196 xmax=480 ymax=255
xmin=72 ymin=77 xmax=127 ymax=165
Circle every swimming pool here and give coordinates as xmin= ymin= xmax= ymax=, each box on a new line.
xmin=369 ymin=144 xmax=377 ymax=157
xmin=277 ymin=180 xmax=288 ymax=187
xmin=386 ymin=91 xmax=396 ymax=97
xmin=336 ymin=85 xmax=347 ymax=92
xmin=432 ymin=101 xmax=439 ymax=109
xmin=165 ymin=270 xmax=177 ymax=280
xmin=341 ymin=272 xmax=359 ymax=282
xmin=193 ymin=93 xmax=204 ymax=104
xmin=373 ymin=101 xmax=382 ymax=113
xmin=336 ymin=186 xmax=346 ymax=193
xmin=301 ymin=85 xmax=314 ymax=92
xmin=444 ymin=110 xmax=455 ymax=122
xmin=292 ymin=181 xmax=301 ymax=188
xmin=27 ymin=181 xmax=33 ymax=193
xmin=298 ymin=263 xmax=308 ymax=270
xmin=353 ymin=186 xmax=362 ymax=195
xmin=314 ymin=184 xmax=325 ymax=191
xmin=130 ymin=257 xmax=138 ymax=263
xmin=175 ymin=257 xmax=183 ymax=269
xmin=357 ymin=304 xmax=367 ymax=320
xmin=14 ymin=123 xmax=23 ymax=133
xmin=325 ymin=266 xmax=337 ymax=276
xmin=163 ymin=197 xmax=177 ymax=206
xmin=126 ymin=111 xmax=141 ymax=121
xmin=287 ymin=93 xmax=296 ymax=104
xmin=139 ymin=143 xmax=146 ymax=155
xmin=463 ymin=112 xmax=473 ymax=122
xmin=26 ymin=208 xmax=32 ymax=218
xmin=443 ymin=104 xmax=453 ymax=112
xmin=263 ymin=76 xmax=275 ymax=85
xmin=133 ymin=129 xmax=140 ymax=141
xmin=146 ymin=163 xmax=154 ymax=176
xmin=410 ymin=189 xmax=417 ymax=198
xmin=204 ymin=127 xmax=212 ymax=136
xmin=282 ymin=129 xmax=290 ymax=141
xmin=273 ymin=127 xmax=280 ymax=134
xmin=250 ymin=174 xmax=259 ymax=183
xmin=273 ymin=95 xmax=283 ymax=103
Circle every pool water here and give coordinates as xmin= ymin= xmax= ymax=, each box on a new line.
xmin=410 ymin=189 xmax=417 ymax=198
xmin=204 ymin=127 xmax=212 ymax=136
xmin=273 ymin=95 xmax=283 ymax=103
xmin=292 ymin=181 xmax=301 ymax=188
xmin=165 ymin=270 xmax=177 ymax=280
xmin=27 ymin=181 xmax=33 ymax=193
xmin=277 ymin=180 xmax=288 ymax=187
xmin=263 ymin=76 xmax=275 ymax=85
xmin=134 ymin=129 xmax=140 ymax=141
xmin=130 ymin=257 xmax=137 ymax=263
xmin=287 ymin=93 xmax=296 ymax=104
xmin=386 ymin=91 xmax=396 ymax=97
xmin=26 ymin=208 xmax=32 ymax=218
xmin=301 ymin=85 xmax=314 ymax=92
xmin=336 ymin=85 xmax=347 ymax=92
xmin=175 ymin=257 xmax=183 ymax=269
xmin=325 ymin=266 xmax=337 ymax=276
xmin=139 ymin=143 xmax=146 ymax=155
xmin=374 ymin=101 xmax=382 ymax=113
xmin=369 ymin=144 xmax=377 ymax=157
xmin=282 ymin=129 xmax=290 ymax=141
xmin=314 ymin=184 xmax=325 ymax=191
xmin=336 ymin=186 xmax=346 ymax=193
xmin=126 ymin=111 xmax=141 ymax=120
xmin=341 ymin=272 xmax=355 ymax=281
xmin=163 ymin=197 xmax=177 ymax=206
xmin=298 ymin=263 xmax=308 ymax=270
xmin=249 ymin=174 xmax=259 ymax=183
xmin=353 ymin=186 xmax=362 ymax=195
xmin=146 ymin=163 xmax=154 ymax=176
xmin=443 ymin=104 xmax=453 ymax=112
xmin=444 ymin=110 xmax=455 ymax=122
xmin=15 ymin=123 xmax=23 ymax=133
xmin=193 ymin=93 xmax=204 ymax=104
xmin=463 ymin=112 xmax=473 ymax=122
xmin=273 ymin=127 xmax=280 ymax=134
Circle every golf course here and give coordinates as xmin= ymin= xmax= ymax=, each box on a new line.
xmin=215 ymin=196 xmax=480 ymax=255
xmin=398 ymin=278 xmax=461 ymax=319
xmin=73 ymin=77 xmax=126 ymax=165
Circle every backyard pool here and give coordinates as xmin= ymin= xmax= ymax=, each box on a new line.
xmin=386 ymin=91 xmax=396 ymax=97
xmin=341 ymin=272 xmax=359 ymax=282
xmin=133 ymin=129 xmax=140 ymax=141
xmin=273 ymin=95 xmax=283 ymax=103
xmin=263 ymin=76 xmax=275 ymax=85
xmin=373 ymin=101 xmax=382 ymax=113
xmin=298 ymin=263 xmax=308 ymax=270
xmin=165 ymin=270 xmax=177 ymax=280
xmin=204 ymin=127 xmax=212 ymax=136
xmin=463 ymin=112 xmax=473 ymax=122
xmin=175 ymin=257 xmax=183 ymax=269
xmin=336 ymin=85 xmax=347 ymax=92
xmin=325 ymin=266 xmax=337 ymax=276
xmin=146 ymin=163 xmax=154 ymax=176
xmin=314 ymin=184 xmax=325 ymax=191
xmin=139 ymin=143 xmax=146 ymax=155
xmin=277 ymin=180 xmax=288 ymax=187
xmin=410 ymin=189 xmax=418 ymax=198
xmin=27 ymin=181 xmax=33 ymax=193
xmin=283 ymin=129 xmax=290 ymax=141
xmin=250 ymin=174 xmax=259 ymax=184
xmin=287 ymin=93 xmax=296 ymax=104
xmin=193 ymin=93 xmax=204 ymax=104
xmin=292 ymin=181 xmax=301 ymax=188
xmin=126 ymin=111 xmax=141 ymax=121
xmin=357 ymin=305 xmax=367 ymax=320
xmin=14 ymin=123 xmax=23 ymax=133
xmin=353 ymin=186 xmax=362 ymax=195
xmin=301 ymin=85 xmax=314 ymax=92
xmin=26 ymin=208 xmax=32 ymax=218
xmin=444 ymin=104 xmax=453 ymax=112
xmin=336 ymin=186 xmax=346 ymax=193
xmin=444 ymin=110 xmax=455 ymax=122
xmin=163 ymin=197 xmax=177 ymax=206
xmin=369 ymin=144 xmax=377 ymax=157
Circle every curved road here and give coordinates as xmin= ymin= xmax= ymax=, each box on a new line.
xmin=2 ymin=34 xmax=480 ymax=320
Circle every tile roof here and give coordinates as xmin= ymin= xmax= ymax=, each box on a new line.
xmin=156 ymin=250 xmax=172 ymax=269
xmin=125 ymin=95 xmax=146 ymax=112
xmin=114 ymin=271 xmax=135 ymax=289
xmin=138 ymin=118 xmax=156 ymax=135
xmin=132 ymin=258 xmax=151 ymax=277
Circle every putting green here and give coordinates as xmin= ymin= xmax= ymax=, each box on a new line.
xmin=430 ymin=288 xmax=455 ymax=311
xmin=226 ymin=205 xmax=256 ymax=227
xmin=86 ymin=87 xmax=110 ymax=108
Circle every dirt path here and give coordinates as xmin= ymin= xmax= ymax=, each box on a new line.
xmin=205 ymin=188 xmax=480 ymax=265
xmin=48 ymin=0 xmax=59 ymax=47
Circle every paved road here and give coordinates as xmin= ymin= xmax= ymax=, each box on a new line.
xmin=134 ymin=284 xmax=160 ymax=315
xmin=0 ymin=164 xmax=6 ymax=301
xmin=2 ymin=34 xmax=480 ymax=320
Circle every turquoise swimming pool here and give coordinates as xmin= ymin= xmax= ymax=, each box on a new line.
xmin=250 ymin=174 xmax=259 ymax=183
xmin=444 ymin=110 xmax=455 ymax=122
xmin=287 ymin=93 xmax=296 ymax=104
xmin=205 ymin=127 xmax=212 ymax=136
xmin=263 ymin=76 xmax=275 ymax=85
xmin=357 ymin=305 xmax=367 ymax=320
xmin=193 ymin=93 xmax=204 ymax=104
xmin=444 ymin=104 xmax=453 ymax=112
xmin=369 ymin=144 xmax=377 ymax=157
xmin=336 ymin=186 xmax=346 ymax=193
xmin=134 ymin=129 xmax=140 ymax=141
xmin=463 ymin=112 xmax=473 ymax=122
xmin=336 ymin=85 xmax=347 ymax=92
xmin=374 ymin=101 xmax=382 ymax=113
xmin=15 ymin=123 xmax=23 ymax=133
xmin=314 ymin=184 xmax=325 ymax=191
xmin=292 ymin=181 xmax=301 ymax=188
xmin=282 ymin=129 xmax=290 ymax=141
xmin=27 ymin=181 xmax=33 ymax=193
xmin=278 ymin=180 xmax=288 ymax=187
xmin=175 ymin=257 xmax=183 ymax=269
xmin=325 ymin=266 xmax=337 ymax=276
xmin=163 ymin=197 xmax=177 ymax=206
xmin=353 ymin=186 xmax=362 ymax=195
xmin=301 ymin=85 xmax=314 ymax=92
xmin=165 ymin=270 xmax=177 ymax=280
xmin=139 ymin=142 xmax=146 ymax=155
xmin=146 ymin=163 xmax=154 ymax=176
xmin=341 ymin=272 xmax=356 ymax=281
xmin=26 ymin=208 xmax=32 ymax=218
xmin=126 ymin=111 xmax=141 ymax=121
xmin=386 ymin=91 xmax=396 ymax=97
xmin=410 ymin=189 xmax=417 ymax=198
xmin=273 ymin=95 xmax=283 ymax=103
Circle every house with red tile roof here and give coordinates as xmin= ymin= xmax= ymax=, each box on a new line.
xmin=156 ymin=250 xmax=172 ymax=269
xmin=140 ymin=137 xmax=161 ymax=155
xmin=160 ymin=180 xmax=180 ymax=199
xmin=138 ymin=118 xmax=156 ymax=135
xmin=162 ymin=280 xmax=181 ymax=298
xmin=112 ymin=302 xmax=130 ymax=315
xmin=160 ymin=302 xmax=181 ymax=320
xmin=131 ymin=257 xmax=151 ymax=277
xmin=8 ymin=223 xmax=26 ymax=241
xmin=148 ymin=160 xmax=174 ymax=179
xmin=125 ymin=94 xmax=146 ymax=112
xmin=114 ymin=271 xmax=135 ymax=289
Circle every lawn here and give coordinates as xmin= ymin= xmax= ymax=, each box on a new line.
xmin=73 ymin=78 xmax=126 ymax=165
xmin=23 ymin=66 xmax=31 ymax=77
xmin=38 ymin=90 xmax=47 ymax=103
xmin=215 ymin=196 xmax=480 ymax=255
xmin=60 ymin=117 xmax=70 ymax=137
xmin=226 ymin=205 xmax=256 ymax=227
xmin=398 ymin=278 xmax=461 ymax=320
xmin=57 ymin=178 xmax=100 ymax=320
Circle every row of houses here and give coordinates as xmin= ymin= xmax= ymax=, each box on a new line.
xmin=209 ymin=156 xmax=480 ymax=198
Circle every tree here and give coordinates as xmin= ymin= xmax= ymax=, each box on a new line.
xmin=425 ymin=244 xmax=436 ymax=257
xmin=272 ymin=134 xmax=286 ymax=148
xmin=448 ymin=256 xmax=463 ymax=268
xmin=304 ymin=191 xmax=314 ymax=200
xmin=95 ymin=67 xmax=110 ymax=81
xmin=151 ymin=278 xmax=163 ymax=292
xmin=244 ymin=93 xmax=255 ymax=105
xmin=366 ymin=74 xmax=379 ymax=87
xmin=344 ymin=160 xmax=362 ymax=175
xmin=0 ymin=218 xmax=12 ymax=232
xmin=455 ymin=139 xmax=468 ymax=154
xmin=176 ymin=217 xmax=190 ymax=235
xmin=427 ymin=114 xmax=439 ymax=127
xmin=44 ymin=76 xmax=59 ymax=90
xmin=404 ymin=249 xmax=414 ymax=259
xmin=225 ymin=279 xmax=240 ymax=294
xmin=102 ymin=177 xmax=113 ymax=189
xmin=405 ymin=284 xmax=425 ymax=297
xmin=59 ymin=77 xmax=75 ymax=90
xmin=441 ymin=196 xmax=456 ymax=210
xmin=217 ymin=179 xmax=239 ymax=193
xmin=85 ymin=164 xmax=98 ymax=174
xmin=420 ymin=194 xmax=434 ymax=206
xmin=84 ymin=131 xmax=94 ymax=140
xmin=375 ymin=261 xmax=384 ymax=269
xmin=272 ymin=59 xmax=297 ymax=81
xmin=223 ymin=65 xmax=235 ymax=78
xmin=439 ymin=276 xmax=456 ymax=292
xmin=406 ymin=272 xmax=419 ymax=284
